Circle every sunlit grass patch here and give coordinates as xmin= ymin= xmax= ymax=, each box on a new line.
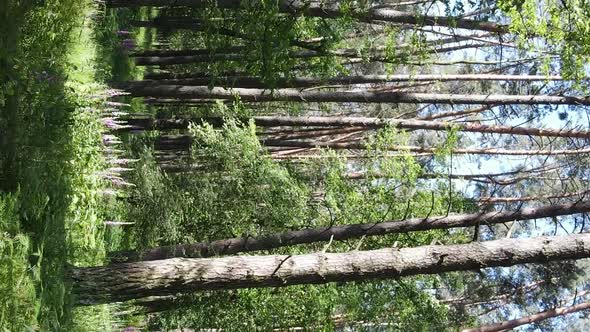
xmin=64 ymin=107 xmax=119 ymax=332
xmin=0 ymin=194 xmax=39 ymax=331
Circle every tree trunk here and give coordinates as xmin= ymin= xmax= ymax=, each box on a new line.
xmin=123 ymin=115 xmax=590 ymax=139
xmin=106 ymin=0 xmax=507 ymax=33
xmin=73 ymin=233 xmax=590 ymax=305
xmin=133 ymin=50 xmax=322 ymax=66
xmin=441 ymin=280 xmax=546 ymax=306
xmin=127 ymin=73 xmax=563 ymax=89
xmin=143 ymin=98 xmax=228 ymax=105
xmin=130 ymin=46 xmax=248 ymax=57
xmin=110 ymin=201 xmax=590 ymax=262
xmin=263 ymin=127 xmax=365 ymax=141
xmin=144 ymin=70 xmax=249 ymax=80
xmin=130 ymin=33 xmax=472 ymax=59
xmin=158 ymin=166 xmax=548 ymax=187
xmin=348 ymin=172 xmax=537 ymax=186
xmin=478 ymin=189 xmax=590 ymax=204
xmin=154 ymin=134 xmax=590 ymax=156
xmin=130 ymin=17 xmax=322 ymax=52
xmin=421 ymin=106 xmax=494 ymax=120
xmin=134 ymin=295 xmax=179 ymax=314
xmin=131 ymin=41 xmax=489 ymax=66
xmin=261 ymin=140 xmax=590 ymax=156
xmin=462 ymin=300 xmax=590 ymax=332
xmin=154 ymin=135 xmax=193 ymax=151
xmin=122 ymin=85 xmax=590 ymax=106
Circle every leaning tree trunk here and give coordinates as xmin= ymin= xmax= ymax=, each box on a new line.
xmin=72 ymin=233 xmax=590 ymax=305
xmin=121 ymin=85 xmax=590 ymax=106
xmin=106 ymin=0 xmax=507 ymax=33
xmin=462 ymin=300 xmax=590 ymax=332
xmin=109 ymin=202 xmax=590 ymax=262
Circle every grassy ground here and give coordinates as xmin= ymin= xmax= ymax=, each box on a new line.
xmin=0 ymin=1 xmax=138 ymax=330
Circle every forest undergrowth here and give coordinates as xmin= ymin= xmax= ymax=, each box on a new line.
xmin=0 ymin=1 xmax=146 ymax=330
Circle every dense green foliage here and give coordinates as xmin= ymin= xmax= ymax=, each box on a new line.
xmin=127 ymin=119 xmax=312 ymax=248
xmin=498 ymin=0 xmax=590 ymax=81
xmin=162 ymin=2 xmax=353 ymax=85
xmin=150 ymin=279 xmax=451 ymax=331
xmin=121 ymin=110 xmax=474 ymax=329
xmin=2 ymin=0 xmax=590 ymax=330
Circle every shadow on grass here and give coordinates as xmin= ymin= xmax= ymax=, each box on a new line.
xmin=0 ymin=1 xmax=124 ymax=331
xmin=0 ymin=41 xmax=92 ymax=332
xmin=0 ymin=3 xmax=161 ymax=330
xmin=94 ymin=7 xmax=156 ymax=83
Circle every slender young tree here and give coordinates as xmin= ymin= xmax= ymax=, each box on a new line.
xmin=132 ymin=42 xmax=495 ymax=66
xmin=153 ymin=135 xmax=590 ymax=157
xmin=441 ymin=280 xmax=548 ymax=306
xmin=478 ymin=189 xmax=590 ymax=204
xmin=122 ymin=115 xmax=590 ymax=139
xmin=462 ymin=299 xmax=590 ymax=332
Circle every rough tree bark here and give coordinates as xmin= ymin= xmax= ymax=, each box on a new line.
xmin=110 ymin=201 xmax=590 ymax=262
xmin=462 ymin=300 xmax=590 ymax=332
xmin=72 ymin=233 xmax=590 ymax=305
xmin=122 ymin=85 xmax=590 ymax=106
xmin=158 ymin=165 xmax=551 ymax=187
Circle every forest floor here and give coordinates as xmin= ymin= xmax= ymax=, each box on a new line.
xmin=0 ymin=1 xmax=148 ymax=331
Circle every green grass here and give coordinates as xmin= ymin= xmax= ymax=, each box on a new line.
xmin=92 ymin=6 xmax=157 ymax=117
xmin=0 ymin=194 xmax=38 ymax=331
xmin=93 ymin=7 xmax=157 ymax=82
xmin=0 ymin=0 xmax=133 ymax=330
